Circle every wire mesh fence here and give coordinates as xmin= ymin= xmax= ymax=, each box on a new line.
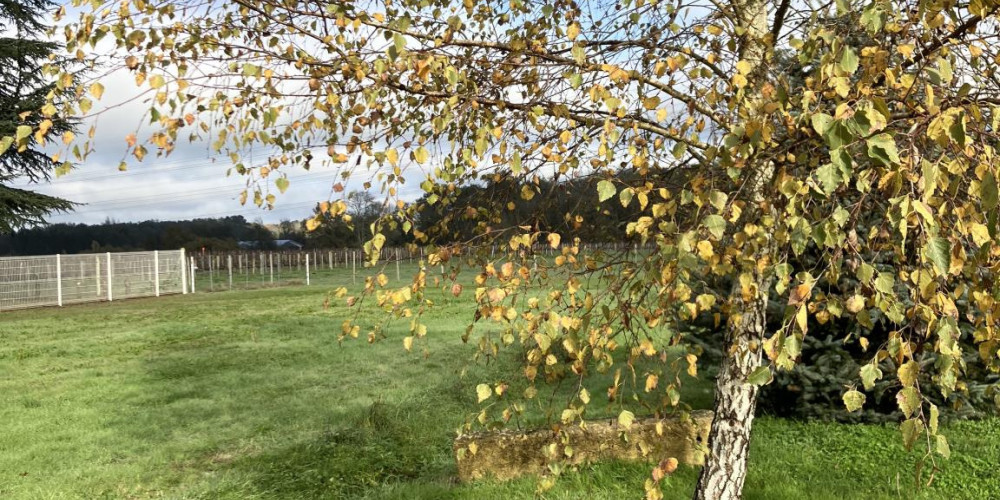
xmin=186 ymin=243 xmax=655 ymax=293
xmin=189 ymin=248 xmax=412 ymax=292
xmin=2 ymin=243 xmax=655 ymax=310
xmin=0 ymin=250 xmax=187 ymax=311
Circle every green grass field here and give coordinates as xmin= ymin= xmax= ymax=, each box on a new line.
xmin=2 ymin=266 xmax=998 ymax=499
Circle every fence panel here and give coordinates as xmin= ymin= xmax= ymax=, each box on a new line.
xmin=0 ymin=249 xmax=186 ymax=311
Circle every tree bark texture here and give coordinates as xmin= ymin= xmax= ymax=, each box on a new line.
xmin=693 ymin=0 xmax=772 ymax=494
xmin=693 ymin=284 xmax=768 ymax=499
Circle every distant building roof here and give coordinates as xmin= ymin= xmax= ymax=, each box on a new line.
xmin=274 ymin=239 xmax=304 ymax=249
xmin=237 ymin=240 xmax=304 ymax=249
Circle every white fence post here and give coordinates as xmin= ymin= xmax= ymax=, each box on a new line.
xmin=106 ymin=252 xmax=113 ymax=302
xmin=181 ymin=248 xmax=188 ymax=294
xmin=154 ymin=250 xmax=160 ymax=297
xmin=56 ymin=254 xmax=63 ymax=307
xmin=95 ymin=254 xmax=102 ymax=297
xmin=306 ymin=254 xmax=310 ymax=285
xmin=190 ymin=256 xmax=196 ymax=293
xmin=227 ymin=255 xmax=233 ymax=290
xmin=0 ymin=249 xmax=188 ymax=311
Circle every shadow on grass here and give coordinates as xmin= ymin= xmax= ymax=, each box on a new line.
xmin=92 ymin=299 xmax=715 ymax=499
xmin=215 ymin=398 xmax=464 ymax=499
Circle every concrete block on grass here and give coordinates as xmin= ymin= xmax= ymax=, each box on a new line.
xmin=454 ymin=410 xmax=713 ymax=481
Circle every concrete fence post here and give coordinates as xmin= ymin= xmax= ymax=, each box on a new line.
xmin=96 ymin=254 xmax=102 ymax=297
xmin=56 ymin=254 xmax=63 ymax=307
xmin=106 ymin=252 xmax=113 ymax=301
xmin=181 ymin=248 xmax=188 ymax=294
xmin=154 ymin=250 xmax=160 ymax=297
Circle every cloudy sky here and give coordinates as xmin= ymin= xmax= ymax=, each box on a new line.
xmin=12 ymin=54 xmax=415 ymax=226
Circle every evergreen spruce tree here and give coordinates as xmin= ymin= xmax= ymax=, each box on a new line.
xmin=0 ymin=0 xmax=75 ymax=233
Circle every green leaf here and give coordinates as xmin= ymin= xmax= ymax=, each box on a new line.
xmin=617 ymin=410 xmax=635 ymax=428
xmin=935 ymin=434 xmax=951 ymax=458
xmin=982 ymin=171 xmax=998 ymax=211
xmin=843 ymin=390 xmax=866 ymax=412
xmin=703 ymin=214 xmax=726 ymax=240
xmin=816 ymin=163 xmax=844 ymax=194
xmin=857 ymin=262 xmax=874 ymax=284
xmin=866 ymin=133 xmax=900 ymax=165
xmin=860 ymin=3 xmax=886 ymax=32
xmin=567 ymin=72 xmax=582 ymax=88
xmin=896 ymin=386 xmax=920 ymax=418
xmin=671 ymin=141 xmax=687 ymax=159
xmin=476 ymin=384 xmax=492 ymax=403
xmin=847 ymin=110 xmax=872 ymax=136
xmin=596 ymin=179 xmax=616 ymax=202
xmin=922 ymin=159 xmax=938 ymax=199
xmin=901 ymin=418 xmax=924 ymax=451
xmin=938 ymin=59 xmax=954 ymax=85
xmin=393 ymin=32 xmax=406 ymax=53
xmin=924 ymin=237 xmax=951 ymax=276
xmin=929 ymin=403 xmax=939 ymax=435
xmin=0 ymin=136 xmax=13 ymax=155
xmin=823 ymin=121 xmax=853 ymax=150
xmin=619 ymin=188 xmax=633 ymax=208
xmin=897 ymin=360 xmax=919 ymax=388
xmin=275 ymin=177 xmax=289 ymax=194
xmin=15 ymin=125 xmax=31 ymax=141
xmin=874 ymin=272 xmax=894 ymax=295
xmin=413 ymin=146 xmax=429 ymax=165
xmin=810 ymin=113 xmax=833 ymax=135
xmin=949 ymin=110 xmax=966 ymax=147
xmin=860 ymin=363 xmax=882 ymax=391
xmin=746 ymin=366 xmax=772 ymax=386
xmin=839 ymin=47 xmax=859 ymax=74
xmin=708 ymin=191 xmax=728 ymax=211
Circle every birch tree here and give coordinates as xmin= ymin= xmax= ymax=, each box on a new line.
xmin=39 ymin=0 xmax=1000 ymax=497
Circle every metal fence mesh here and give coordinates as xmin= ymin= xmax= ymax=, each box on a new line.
xmin=0 ymin=250 xmax=186 ymax=311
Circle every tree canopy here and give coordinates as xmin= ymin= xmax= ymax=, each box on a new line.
xmin=39 ymin=0 xmax=1000 ymax=497
xmin=0 ymin=0 xmax=76 ymax=232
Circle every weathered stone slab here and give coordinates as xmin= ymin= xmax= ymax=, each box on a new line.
xmin=454 ymin=410 xmax=713 ymax=482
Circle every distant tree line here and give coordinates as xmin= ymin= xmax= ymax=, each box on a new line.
xmin=414 ymin=169 xmax=669 ymax=244
xmin=0 ymin=216 xmax=277 ymax=255
xmin=0 ymin=174 xmax=659 ymax=256
xmin=0 ymin=190 xmax=415 ymax=256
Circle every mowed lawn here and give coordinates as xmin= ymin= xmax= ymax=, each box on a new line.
xmin=1 ymin=266 xmax=998 ymax=499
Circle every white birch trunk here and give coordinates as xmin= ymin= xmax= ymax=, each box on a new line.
xmin=693 ymin=0 xmax=773 ymax=496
